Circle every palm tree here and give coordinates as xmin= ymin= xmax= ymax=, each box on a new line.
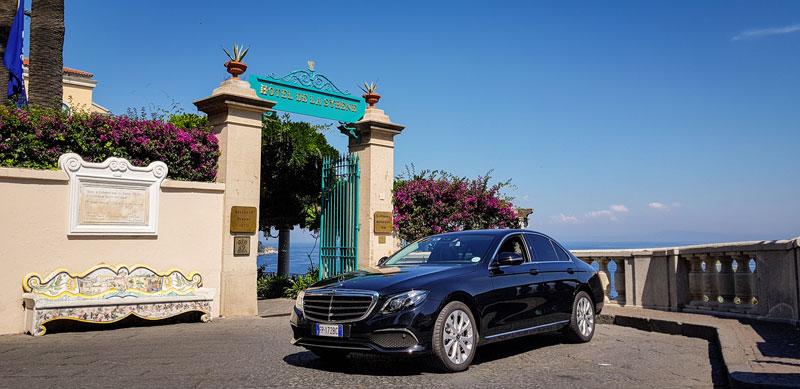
xmin=0 ymin=0 xmax=19 ymax=101
xmin=28 ymin=0 xmax=63 ymax=109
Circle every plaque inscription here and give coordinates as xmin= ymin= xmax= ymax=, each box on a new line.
xmin=78 ymin=183 xmax=149 ymax=225
xmin=374 ymin=211 xmax=393 ymax=234
xmin=231 ymin=206 xmax=257 ymax=233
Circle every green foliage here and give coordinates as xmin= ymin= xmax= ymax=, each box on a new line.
xmin=125 ymin=100 xmax=209 ymax=131
xmin=255 ymin=265 xmax=319 ymax=299
xmin=257 ymin=274 xmax=292 ymax=299
xmin=284 ymin=268 xmax=319 ymax=299
xmin=358 ymin=80 xmax=379 ymax=94
xmin=259 ymin=114 xmax=339 ymax=232
xmin=168 ymin=113 xmax=209 ymax=130
xmin=222 ymin=43 xmax=250 ymax=62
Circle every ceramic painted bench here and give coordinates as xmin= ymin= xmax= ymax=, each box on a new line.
xmin=22 ymin=264 xmax=216 ymax=336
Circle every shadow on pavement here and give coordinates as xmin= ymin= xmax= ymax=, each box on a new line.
xmin=730 ymin=372 xmax=800 ymax=388
xmin=471 ymin=332 xmax=566 ymax=365
xmin=283 ymin=351 xmax=431 ymax=376
xmin=283 ymin=332 xmax=568 ymax=375
xmin=749 ymin=321 xmax=800 ymax=361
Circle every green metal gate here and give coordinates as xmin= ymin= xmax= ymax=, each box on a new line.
xmin=319 ymin=154 xmax=359 ymax=280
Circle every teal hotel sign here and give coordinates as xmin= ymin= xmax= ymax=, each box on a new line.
xmin=249 ymin=69 xmax=366 ymax=123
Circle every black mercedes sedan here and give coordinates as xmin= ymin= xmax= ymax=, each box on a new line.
xmin=290 ymin=229 xmax=604 ymax=372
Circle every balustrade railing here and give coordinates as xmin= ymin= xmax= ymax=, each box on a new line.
xmin=572 ymin=238 xmax=799 ymax=326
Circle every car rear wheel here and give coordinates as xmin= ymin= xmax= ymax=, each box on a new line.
xmin=429 ymin=301 xmax=477 ymax=372
xmin=563 ymin=291 xmax=595 ymax=343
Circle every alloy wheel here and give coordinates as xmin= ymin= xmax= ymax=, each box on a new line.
xmin=442 ymin=309 xmax=474 ymax=364
xmin=576 ymin=296 xmax=594 ymax=337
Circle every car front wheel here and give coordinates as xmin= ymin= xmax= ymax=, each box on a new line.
xmin=564 ymin=291 xmax=595 ymax=342
xmin=429 ymin=301 xmax=477 ymax=372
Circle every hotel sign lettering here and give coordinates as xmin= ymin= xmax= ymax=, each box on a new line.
xmin=249 ymin=68 xmax=365 ymax=123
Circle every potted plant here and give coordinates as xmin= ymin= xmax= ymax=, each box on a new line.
xmin=359 ymin=81 xmax=380 ymax=109
xmin=222 ymin=43 xmax=250 ymax=79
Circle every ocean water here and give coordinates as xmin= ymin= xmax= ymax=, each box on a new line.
xmin=257 ymin=242 xmax=320 ymax=276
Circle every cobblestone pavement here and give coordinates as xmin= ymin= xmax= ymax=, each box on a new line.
xmin=0 ymin=316 xmax=724 ymax=388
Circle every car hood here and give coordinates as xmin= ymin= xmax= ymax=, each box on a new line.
xmin=309 ymin=264 xmax=477 ymax=295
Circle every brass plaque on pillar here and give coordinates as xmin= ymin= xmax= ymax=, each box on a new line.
xmin=234 ymin=236 xmax=251 ymax=256
xmin=231 ymin=206 xmax=257 ymax=233
xmin=374 ymin=211 xmax=393 ymax=234
xmin=378 ymin=236 xmax=387 ymax=244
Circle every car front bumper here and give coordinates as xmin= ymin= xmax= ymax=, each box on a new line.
xmin=289 ymin=298 xmax=441 ymax=355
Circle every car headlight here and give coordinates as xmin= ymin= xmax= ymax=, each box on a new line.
xmin=295 ymin=290 xmax=305 ymax=312
xmin=380 ymin=290 xmax=429 ymax=314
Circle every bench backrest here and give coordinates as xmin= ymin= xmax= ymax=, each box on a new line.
xmin=23 ymin=264 xmax=203 ymax=300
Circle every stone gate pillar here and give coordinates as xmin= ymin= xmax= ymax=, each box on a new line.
xmin=341 ymin=108 xmax=404 ymax=268
xmin=194 ymin=78 xmax=275 ymax=316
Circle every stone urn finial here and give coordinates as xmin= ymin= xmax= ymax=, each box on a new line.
xmin=359 ymin=81 xmax=381 ymax=109
xmin=222 ymin=43 xmax=250 ymax=79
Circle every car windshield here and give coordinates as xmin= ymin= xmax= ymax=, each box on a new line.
xmin=384 ymin=234 xmax=495 ymax=266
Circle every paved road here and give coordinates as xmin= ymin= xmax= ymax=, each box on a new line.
xmin=0 ymin=316 xmax=726 ymax=388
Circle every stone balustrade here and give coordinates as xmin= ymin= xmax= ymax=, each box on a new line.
xmin=572 ymin=238 xmax=800 ymax=326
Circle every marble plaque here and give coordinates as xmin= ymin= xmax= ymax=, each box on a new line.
xmin=59 ymin=153 xmax=168 ymax=235
xmin=78 ymin=183 xmax=149 ymax=225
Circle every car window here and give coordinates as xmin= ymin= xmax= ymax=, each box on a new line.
xmin=552 ymin=240 xmax=571 ymax=261
xmin=497 ymin=235 xmax=530 ymax=262
xmin=525 ymin=234 xmax=559 ymax=262
xmin=384 ymin=234 xmax=495 ymax=265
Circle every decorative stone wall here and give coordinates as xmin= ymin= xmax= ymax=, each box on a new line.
xmin=572 ymin=238 xmax=800 ymax=326
xmin=0 ymin=166 xmax=225 ymax=335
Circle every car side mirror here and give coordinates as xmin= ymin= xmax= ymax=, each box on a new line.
xmin=496 ymin=252 xmax=524 ymax=267
xmin=377 ymin=256 xmax=389 ymax=266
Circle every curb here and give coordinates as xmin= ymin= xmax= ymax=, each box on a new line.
xmin=599 ymin=313 xmax=798 ymax=388
xmin=259 ymin=313 xmax=291 ymax=318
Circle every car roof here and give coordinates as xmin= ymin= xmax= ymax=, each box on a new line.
xmin=432 ymin=229 xmax=544 ymax=237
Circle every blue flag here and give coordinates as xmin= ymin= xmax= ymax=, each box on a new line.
xmin=3 ymin=0 xmax=26 ymax=106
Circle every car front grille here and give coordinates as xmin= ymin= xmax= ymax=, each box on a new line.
xmin=303 ymin=289 xmax=378 ymax=323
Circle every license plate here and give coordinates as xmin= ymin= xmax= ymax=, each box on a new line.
xmin=316 ymin=324 xmax=342 ymax=337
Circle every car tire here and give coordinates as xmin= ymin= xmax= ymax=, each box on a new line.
xmin=308 ymin=348 xmax=350 ymax=360
xmin=428 ymin=301 xmax=478 ymax=372
xmin=563 ymin=291 xmax=595 ymax=343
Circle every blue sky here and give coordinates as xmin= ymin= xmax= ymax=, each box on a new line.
xmin=40 ymin=1 xmax=800 ymax=243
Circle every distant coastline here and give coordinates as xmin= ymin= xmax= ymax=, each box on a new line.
xmin=257 ymin=243 xmax=278 ymax=255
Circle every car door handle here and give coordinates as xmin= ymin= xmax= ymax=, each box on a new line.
xmin=529 ymin=268 xmax=539 ymax=275
xmin=566 ymin=268 xmax=575 ymax=274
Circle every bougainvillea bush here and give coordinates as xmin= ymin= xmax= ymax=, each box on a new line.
xmin=0 ymin=105 xmax=219 ymax=181
xmin=393 ymin=168 xmax=520 ymax=242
